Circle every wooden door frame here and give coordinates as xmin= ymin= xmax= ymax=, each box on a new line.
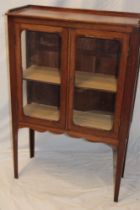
xmin=14 ymin=22 xmax=69 ymax=129
xmin=67 ymin=28 xmax=130 ymax=139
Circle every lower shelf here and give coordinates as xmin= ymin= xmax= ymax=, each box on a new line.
xmin=24 ymin=103 xmax=59 ymax=121
xmin=73 ymin=110 xmax=113 ymax=131
xmin=23 ymin=103 xmax=113 ymax=131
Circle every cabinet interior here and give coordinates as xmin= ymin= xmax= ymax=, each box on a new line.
xmin=21 ymin=30 xmax=121 ymax=130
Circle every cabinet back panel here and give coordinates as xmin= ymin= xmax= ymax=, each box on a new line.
xmin=26 ymin=31 xmax=61 ymax=68
xmin=74 ymin=89 xmax=115 ymax=112
xmin=76 ymin=37 xmax=121 ymax=76
xmin=27 ymin=81 xmax=60 ymax=107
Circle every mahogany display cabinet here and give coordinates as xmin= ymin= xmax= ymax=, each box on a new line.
xmin=7 ymin=5 xmax=140 ymax=202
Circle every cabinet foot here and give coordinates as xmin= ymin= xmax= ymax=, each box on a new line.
xmin=13 ymin=129 xmax=19 ymax=178
xmin=29 ymin=129 xmax=35 ymax=158
xmin=113 ymin=142 xmax=126 ymax=202
xmin=121 ymin=138 xmax=128 ymax=178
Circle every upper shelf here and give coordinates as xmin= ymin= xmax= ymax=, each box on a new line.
xmin=23 ymin=65 xmax=61 ymax=85
xmin=23 ymin=65 xmax=117 ymax=92
xmin=75 ymin=71 xmax=117 ymax=92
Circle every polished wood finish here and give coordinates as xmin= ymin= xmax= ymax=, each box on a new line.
xmin=7 ymin=5 xmax=140 ymax=202
xmin=7 ymin=5 xmax=140 ymax=26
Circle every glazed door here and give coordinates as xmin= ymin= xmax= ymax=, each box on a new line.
xmin=15 ymin=23 xmax=68 ymax=129
xmin=68 ymin=29 xmax=129 ymax=137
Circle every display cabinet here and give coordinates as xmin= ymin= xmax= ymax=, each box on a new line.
xmin=7 ymin=5 xmax=140 ymax=201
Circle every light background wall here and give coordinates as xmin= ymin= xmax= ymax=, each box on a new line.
xmin=0 ymin=0 xmax=140 ymax=154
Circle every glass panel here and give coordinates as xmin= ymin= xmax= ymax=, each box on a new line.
xmin=73 ymin=36 xmax=121 ymax=131
xmin=21 ymin=30 xmax=61 ymax=121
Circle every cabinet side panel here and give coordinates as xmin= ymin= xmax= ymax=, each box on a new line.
xmin=8 ymin=17 xmax=19 ymax=129
xmin=119 ymin=30 xmax=140 ymax=142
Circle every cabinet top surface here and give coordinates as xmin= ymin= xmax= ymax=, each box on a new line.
xmin=7 ymin=5 xmax=140 ymax=28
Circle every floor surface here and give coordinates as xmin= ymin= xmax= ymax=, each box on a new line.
xmin=0 ymin=133 xmax=140 ymax=210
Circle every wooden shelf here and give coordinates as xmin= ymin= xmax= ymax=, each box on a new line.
xmin=24 ymin=103 xmax=59 ymax=121
xmin=23 ymin=65 xmax=117 ymax=92
xmin=23 ymin=65 xmax=61 ymax=85
xmin=73 ymin=110 xmax=113 ymax=130
xmin=23 ymin=103 xmax=113 ymax=130
xmin=75 ymin=71 xmax=117 ymax=92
